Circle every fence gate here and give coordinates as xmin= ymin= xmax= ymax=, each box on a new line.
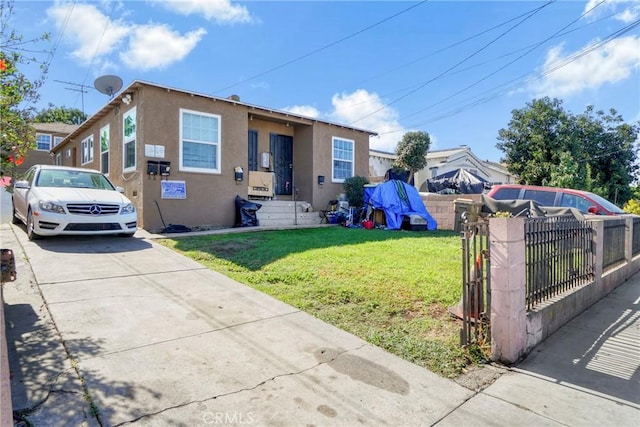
xmin=459 ymin=222 xmax=491 ymax=349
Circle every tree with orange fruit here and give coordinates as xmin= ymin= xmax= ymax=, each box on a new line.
xmin=0 ymin=0 xmax=50 ymax=177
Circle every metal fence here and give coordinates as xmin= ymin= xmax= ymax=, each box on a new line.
xmin=525 ymin=216 xmax=594 ymax=310
xmin=633 ymin=217 xmax=640 ymax=257
xmin=460 ymin=222 xmax=491 ymax=349
xmin=602 ymin=218 xmax=626 ymax=270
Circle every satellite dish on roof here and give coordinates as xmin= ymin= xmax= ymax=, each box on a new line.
xmin=94 ymin=75 xmax=123 ymax=98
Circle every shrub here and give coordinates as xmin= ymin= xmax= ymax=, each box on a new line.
xmin=343 ymin=176 xmax=369 ymax=208
xmin=623 ymin=199 xmax=640 ymax=215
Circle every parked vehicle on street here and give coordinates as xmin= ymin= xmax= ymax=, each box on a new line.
xmin=487 ymin=184 xmax=625 ymax=215
xmin=12 ymin=165 xmax=138 ymax=240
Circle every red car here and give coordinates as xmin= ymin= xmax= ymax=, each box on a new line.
xmin=487 ymin=184 xmax=625 ymax=215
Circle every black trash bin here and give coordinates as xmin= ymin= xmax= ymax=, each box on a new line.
xmin=234 ymin=195 xmax=262 ymax=227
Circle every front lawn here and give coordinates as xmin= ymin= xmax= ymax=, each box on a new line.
xmin=159 ymin=227 xmax=474 ymax=377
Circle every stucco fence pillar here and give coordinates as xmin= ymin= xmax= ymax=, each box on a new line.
xmin=488 ymin=217 xmax=527 ymax=363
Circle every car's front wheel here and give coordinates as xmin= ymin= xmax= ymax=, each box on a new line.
xmin=26 ymin=210 xmax=41 ymax=241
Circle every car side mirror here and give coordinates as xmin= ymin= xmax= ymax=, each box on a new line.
xmin=116 ymin=186 xmax=125 ymax=193
xmin=587 ymin=206 xmax=599 ymax=214
xmin=14 ymin=180 xmax=30 ymax=189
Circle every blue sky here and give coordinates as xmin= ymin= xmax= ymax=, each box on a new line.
xmin=11 ymin=0 xmax=640 ymax=162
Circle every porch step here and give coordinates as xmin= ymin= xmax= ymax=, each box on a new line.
xmin=255 ymin=200 xmax=322 ymax=227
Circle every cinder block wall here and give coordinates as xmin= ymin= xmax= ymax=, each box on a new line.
xmin=421 ymin=194 xmax=483 ymax=231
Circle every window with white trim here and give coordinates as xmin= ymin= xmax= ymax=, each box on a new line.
xmin=55 ymin=153 xmax=62 ymax=165
xmin=332 ymin=137 xmax=354 ymax=182
xmin=53 ymin=136 xmax=63 ymax=147
xmin=123 ymin=107 xmax=137 ymax=171
xmin=179 ymin=109 xmax=221 ymax=173
xmin=81 ymin=135 xmax=94 ymax=165
xmin=36 ymin=133 xmax=51 ymax=151
xmin=100 ymin=125 xmax=110 ymax=174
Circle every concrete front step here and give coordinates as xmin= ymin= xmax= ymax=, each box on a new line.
xmin=254 ymin=200 xmax=322 ymax=227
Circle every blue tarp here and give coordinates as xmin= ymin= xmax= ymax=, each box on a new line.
xmin=367 ymin=180 xmax=437 ymax=230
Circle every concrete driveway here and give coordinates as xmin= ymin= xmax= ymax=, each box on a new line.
xmin=3 ymin=218 xmax=639 ymax=426
xmin=3 ymin=226 xmax=474 ymax=426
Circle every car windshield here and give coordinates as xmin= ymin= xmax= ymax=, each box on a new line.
xmin=36 ymin=169 xmax=115 ymax=190
xmin=585 ymin=192 xmax=625 ymax=214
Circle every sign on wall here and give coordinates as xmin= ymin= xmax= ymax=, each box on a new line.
xmin=161 ymin=180 xmax=186 ymax=199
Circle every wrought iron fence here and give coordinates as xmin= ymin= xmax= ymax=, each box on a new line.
xmin=525 ymin=216 xmax=594 ymax=310
xmin=460 ymin=222 xmax=490 ymax=350
xmin=603 ymin=218 xmax=626 ymax=270
xmin=633 ymin=217 xmax=640 ymax=257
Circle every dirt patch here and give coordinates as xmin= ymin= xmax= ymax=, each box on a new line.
xmin=209 ymin=239 xmax=258 ymax=257
xmin=453 ymin=364 xmax=507 ymax=391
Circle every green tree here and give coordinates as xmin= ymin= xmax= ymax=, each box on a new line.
xmin=34 ymin=104 xmax=87 ymax=125
xmin=393 ymin=131 xmax=431 ymax=183
xmin=497 ymin=97 xmax=639 ymax=205
xmin=0 ymin=0 xmax=50 ymax=173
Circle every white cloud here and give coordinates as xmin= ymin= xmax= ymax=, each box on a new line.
xmin=529 ymin=35 xmax=640 ymax=97
xmin=121 ymin=25 xmax=206 ymax=71
xmin=616 ymin=6 xmax=640 ymax=23
xmin=47 ymin=2 xmax=207 ymax=72
xmin=280 ymin=90 xmax=406 ymax=152
xmin=282 ymin=105 xmax=320 ymax=118
xmin=330 ymin=90 xmax=406 ymax=152
xmin=47 ymin=3 xmax=130 ymax=64
xmin=583 ymin=0 xmax=639 ymax=23
xmin=156 ymin=0 xmax=253 ymax=24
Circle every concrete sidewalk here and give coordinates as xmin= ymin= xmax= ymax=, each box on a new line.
xmin=2 ymin=223 xmax=639 ymax=426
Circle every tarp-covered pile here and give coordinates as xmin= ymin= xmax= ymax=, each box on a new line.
xmin=367 ymin=180 xmax=437 ymax=230
xmin=423 ymin=168 xmax=489 ymax=194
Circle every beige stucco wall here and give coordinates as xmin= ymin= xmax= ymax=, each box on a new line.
xmin=51 ymin=82 xmax=373 ymax=231
xmin=310 ymin=125 xmax=370 ymax=210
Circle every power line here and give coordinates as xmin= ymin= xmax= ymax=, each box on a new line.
xmin=347 ymin=0 xmax=557 ymax=126
xmin=325 ymin=9 xmax=620 ymax=111
xmin=211 ymin=0 xmax=430 ymax=95
xmin=397 ymin=0 xmax=610 ymax=124
xmin=356 ymin=2 xmax=565 ymax=88
xmin=378 ymin=19 xmax=640 ymax=136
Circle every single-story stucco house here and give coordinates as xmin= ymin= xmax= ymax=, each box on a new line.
xmin=51 ymin=80 xmax=376 ymax=231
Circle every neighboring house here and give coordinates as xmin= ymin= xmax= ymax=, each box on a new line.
xmin=369 ymin=149 xmax=396 ymax=182
xmin=13 ymin=123 xmax=78 ymax=175
xmin=51 ymin=80 xmax=376 ymax=231
xmin=415 ymin=145 xmax=515 ymax=190
xmin=369 ymin=145 xmax=516 ymax=191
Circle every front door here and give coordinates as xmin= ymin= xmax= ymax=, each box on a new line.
xmin=270 ymin=134 xmax=293 ymax=196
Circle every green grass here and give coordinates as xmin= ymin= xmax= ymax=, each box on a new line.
xmin=159 ymin=227 xmax=475 ymax=377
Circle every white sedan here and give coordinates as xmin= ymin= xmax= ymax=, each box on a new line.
xmin=12 ymin=165 xmax=138 ymax=240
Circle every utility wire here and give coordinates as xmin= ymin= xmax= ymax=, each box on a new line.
xmin=211 ymin=0 xmax=429 ymax=95
xmin=339 ymin=10 xmax=619 ymax=111
xmin=357 ymin=2 xmax=566 ymax=87
xmin=65 ymin=0 xmax=119 ymax=112
xmin=347 ymin=0 xmax=556 ymax=126
xmin=397 ymin=0 xmax=610 ymax=123
xmin=379 ymin=19 xmax=640 ymax=136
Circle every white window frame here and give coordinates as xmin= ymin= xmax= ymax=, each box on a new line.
xmin=81 ymin=135 xmax=94 ymax=165
xmin=53 ymin=136 xmax=64 ymax=147
xmin=35 ymin=133 xmax=52 ymax=151
xmin=100 ymin=125 xmax=110 ymax=175
xmin=179 ymin=108 xmax=221 ymax=174
xmin=331 ymin=136 xmax=354 ymax=183
xmin=123 ymin=107 xmax=137 ymax=172
xmin=55 ymin=153 xmax=62 ymax=165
